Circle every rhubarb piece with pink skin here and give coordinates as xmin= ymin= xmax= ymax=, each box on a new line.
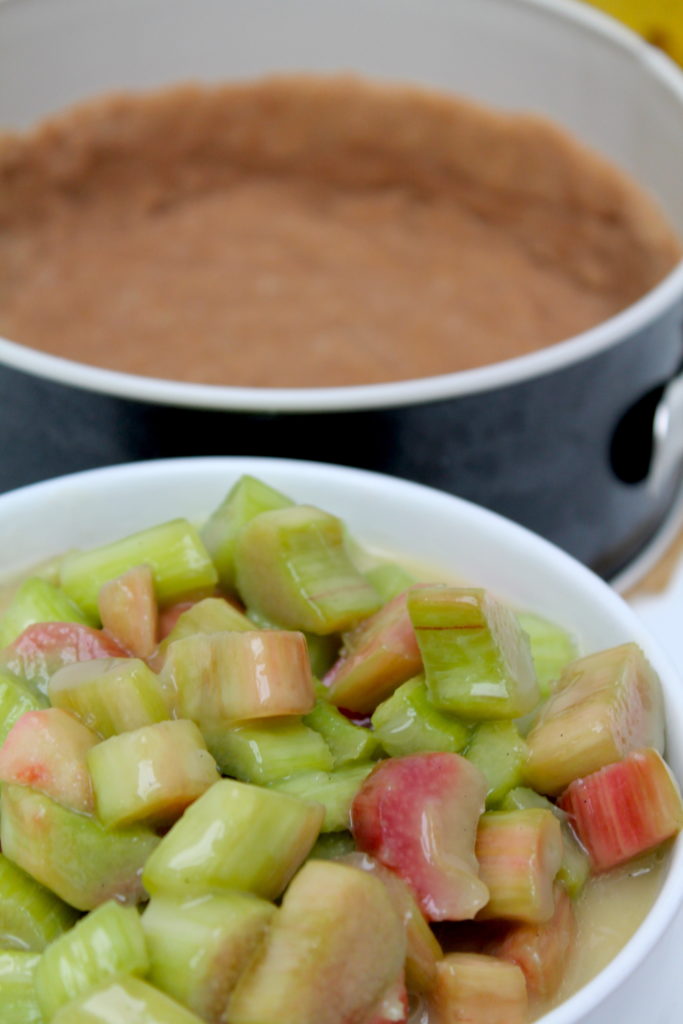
xmin=324 ymin=589 xmax=423 ymax=714
xmin=407 ymin=586 xmax=539 ymax=720
xmin=336 ymin=851 xmax=444 ymax=994
xmin=225 ymin=860 xmax=406 ymax=1024
xmin=98 ymin=564 xmax=159 ymax=659
xmin=557 ymin=747 xmax=683 ymax=872
xmin=351 ymin=752 xmax=489 ymax=922
xmin=486 ymin=884 xmax=577 ymax=1005
xmin=475 ymin=809 xmax=563 ymax=924
xmin=160 ymin=629 xmax=315 ymax=727
xmin=0 ymin=708 xmax=99 ymax=813
xmin=0 ymin=622 xmax=128 ymax=694
xmin=430 ymin=952 xmax=528 ymax=1024
xmin=525 ymin=643 xmax=664 ymax=795
xmin=0 ymin=784 xmax=160 ymax=910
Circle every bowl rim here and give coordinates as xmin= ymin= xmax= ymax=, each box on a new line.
xmin=0 ymin=454 xmax=682 ymax=1023
xmin=0 ymin=0 xmax=682 ymax=412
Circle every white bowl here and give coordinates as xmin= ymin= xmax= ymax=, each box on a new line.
xmin=1 ymin=456 xmax=682 ymax=1022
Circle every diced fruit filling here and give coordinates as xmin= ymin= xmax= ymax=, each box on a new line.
xmin=142 ymin=891 xmax=275 ymax=1023
xmin=1 ymin=622 xmax=128 ymax=694
xmin=160 ymin=629 xmax=315 ymax=727
xmin=225 ymin=859 xmax=406 ymax=1024
xmin=34 ymin=900 xmax=149 ymax=1019
xmin=0 ymin=474 xmax=680 ymax=1024
xmin=0 ymin=707 xmax=99 ymax=813
xmin=351 ymin=752 xmax=490 ymax=921
xmin=486 ymin=884 xmax=577 ymax=1004
xmin=524 ymin=643 xmax=664 ymax=795
xmin=49 ymin=657 xmax=169 ymax=737
xmin=323 ymin=588 xmax=424 ymax=714
xmin=557 ymin=748 xmax=683 ymax=872
xmin=407 ymin=586 xmax=540 ymax=720
xmin=474 ymin=809 xmax=564 ymax=923
xmin=87 ymin=720 xmax=220 ymax=827
xmin=233 ymin=504 xmax=382 ymax=633
xmin=431 ymin=952 xmax=528 ymax=1024
xmin=98 ymin=564 xmax=159 ymax=659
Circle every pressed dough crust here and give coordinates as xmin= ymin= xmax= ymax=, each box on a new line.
xmin=0 ymin=76 xmax=680 ymax=387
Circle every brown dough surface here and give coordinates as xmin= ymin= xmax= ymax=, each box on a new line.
xmin=0 ymin=76 xmax=679 ymax=387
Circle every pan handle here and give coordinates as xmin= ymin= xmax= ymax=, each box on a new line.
xmin=649 ymin=371 xmax=683 ymax=495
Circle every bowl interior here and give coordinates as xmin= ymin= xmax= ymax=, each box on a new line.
xmin=0 ymin=455 xmax=681 ymax=1022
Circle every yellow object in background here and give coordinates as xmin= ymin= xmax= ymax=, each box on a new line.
xmin=582 ymin=0 xmax=683 ymax=65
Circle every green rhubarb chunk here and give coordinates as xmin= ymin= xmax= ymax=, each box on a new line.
xmin=142 ymin=778 xmax=324 ymax=901
xmin=204 ymin=718 xmax=333 ymax=785
xmin=51 ymin=975 xmax=206 ymax=1024
xmin=0 ymin=852 xmax=78 ymax=951
xmin=0 ymin=669 xmax=48 ymax=747
xmin=268 ymin=764 xmax=375 ymax=832
xmin=371 ymin=675 xmax=471 ymax=757
xmin=201 ymin=474 xmax=294 ymax=591
xmin=0 ymin=950 xmax=43 ymax=1024
xmin=234 ymin=505 xmax=381 ymax=635
xmin=151 ymin=597 xmax=254 ymax=670
xmin=408 ymin=586 xmax=540 ymax=719
xmin=0 ymin=578 xmax=92 ymax=649
xmin=88 ymin=720 xmax=220 ymax=828
xmin=307 ymin=831 xmax=357 ymax=861
xmin=49 ymin=657 xmax=169 ymax=738
xmin=365 ymin=562 xmax=418 ymax=603
xmin=35 ymin=900 xmax=149 ymax=1020
xmin=516 ymin=611 xmax=577 ymax=697
xmin=465 ymin=721 xmax=529 ymax=808
xmin=142 ymin=891 xmax=275 ymax=1021
xmin=1 ymin=785 xmax=160 ymax=911
xmin=59 ymin=519 xmax=218 ymax=621
xmin=501 ymin=787 xmax=590 ymax=898
xmin=304 ymin=696 xmax=380 ymax=766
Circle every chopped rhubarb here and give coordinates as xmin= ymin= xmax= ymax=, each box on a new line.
xmin=336 ymin=851 xmax=444 ymax=994
xmin=149 ymin=596 xmax=254 ymax=671
xmin=525 ymin=643 xmax=664 ymax=795
xmin=142 ymin=779 xmax=324 ymax=901
xmin=142 ymin=891 xmax=276 ymax=1022
xmin=88 ymin=720 xmax=220 ymax=828
xmin=407 ymin=586 xmax=539 ymax=720
xmin=226 ymin=860 xmax=406 ymax=1024
xmin=324 ymin=589 xmax=423 ymax=714
xmin=98 ymin=564 xmax=159 ymax=659
xmin=430 ymin=952 xmax=528 ymax=1024
xmin=1 ymin=623 xmax=128 ymax=694
xmin=0 ymin=708 xmax=99 ymax=813
xmin=557 ymin=747 xmax=683 ymax=872
xmin=160 ymin=629 xmax=315 ymax=727
xmin=49 ymin=657 xmax=169 ymax=737
xmin=233 ymin=504 xmax=381 ymax=634
xmin=0 ymin=784 xmax=160 ymax=911
xmin=475 ymin=809 xmax=563 ymax=924
xmin=486 ymin=884 xmax=576 ymax=1004
xmin=351 ymin=752 xmax=489 ymax=922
